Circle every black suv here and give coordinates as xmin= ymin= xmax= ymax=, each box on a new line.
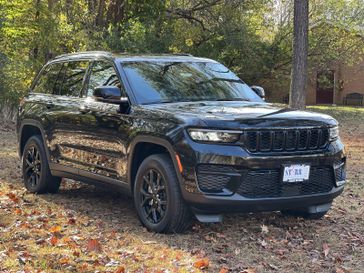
xmin=17 ymin=51 xmax=346 ymax=233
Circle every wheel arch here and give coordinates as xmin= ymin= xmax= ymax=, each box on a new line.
xmin=128 ymin=136 xmax=183 ymax=194
xmin=18 ymin=120 xmax=50 ymax=161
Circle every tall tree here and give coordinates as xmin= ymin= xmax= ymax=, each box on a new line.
xmin=289 ymin=0 xmax=309 ymax=109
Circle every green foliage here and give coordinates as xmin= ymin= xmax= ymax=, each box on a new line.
xmin=0 ymin=0 xmax=363 ymax=109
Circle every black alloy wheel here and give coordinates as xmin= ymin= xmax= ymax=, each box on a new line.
xmin=134 ymin=154 xmax=192 ymax=233
xmin=140 ymin=168 xmax=168 ymax=224
xmin=22 ymin=135 xmax=61 ymax=193
xmin=24 ymin=145 xmax=42 ymax=189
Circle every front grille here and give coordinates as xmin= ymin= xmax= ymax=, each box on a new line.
xmin=196 ymin=164 xmax=336 ymax=197
xmin=236 ymin=166 xmax=334 ymax=198
xmin=244 ymin=128 xmax=329 ymax=153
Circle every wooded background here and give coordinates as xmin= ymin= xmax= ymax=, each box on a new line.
xmin=0 ymin=0 xmax=363 ymax=114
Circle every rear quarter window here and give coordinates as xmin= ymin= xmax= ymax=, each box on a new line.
xmin=32 ymin=63 xmax=63 ymax=94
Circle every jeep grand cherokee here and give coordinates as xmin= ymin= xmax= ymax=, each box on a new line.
xmin=17 ymin=51 xmax=346 ymax=233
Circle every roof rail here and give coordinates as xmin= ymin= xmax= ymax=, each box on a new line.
xmin=171 ymin=53 xmax=193 ymax=56
xmin=54 ymin=51 xmax=112 ymax=59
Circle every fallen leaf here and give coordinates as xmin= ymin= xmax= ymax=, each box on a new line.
xmin=260 ymin=239 xmax=268 ymax=248
xmin=323 ymin=243 xmax=330 ymax=257
xmin=242 ymin=268 xmax=258 ymax=273
xmin=79 ymin=263 xmax=88 ymax=271
xmin=6 ymin=193 xmax=19 ymax=203
xmin=36 ymin=238 xmax=46 ymax=245
xmin=49 ymin=226 xmax=62 ymax=233
xmin=68 ymin=218 xmax=76 ymax=225
xmin=193 ymin=258 xmax=209 ymax=269
xmin=50 ymin=236 xmax=58 ymax=246
xmin=115 ymin=266 xmax=125 ymax=273
xmin=261 ymin=224 xmax=269 ymax=234
xmin=62 ymin=237 xmax=72 ymax=243
xmin=175 ymin=252 xmax=182 ymax=261
xmin=269 ymin=263 xmax=279 ymax=270
xmin=20 ymin=222 xmax=31 ymax=228
xmin=14 ymin=208 xmax=22 ymax=215
xmin=219 ymin=267 xmax=229 ymax=273
xmin=59 ymin=256 xmax=70 ymax=265
xmin=86 ymin=238 xmax=102 ymax=252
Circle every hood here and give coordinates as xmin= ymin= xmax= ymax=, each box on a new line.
xmin=142 ymin=101 xmax=337 ymax=129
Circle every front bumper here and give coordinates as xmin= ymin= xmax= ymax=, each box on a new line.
xmin=184 ymin=186 xmax=344 ymax=213
xmin=175 ymin=137 xmax=346 ymax=213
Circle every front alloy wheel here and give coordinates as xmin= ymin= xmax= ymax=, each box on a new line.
xmin=134 ymin=154 xmax=192 ymax=233
xmin=140 ymin=169 xmax=167 ymax=224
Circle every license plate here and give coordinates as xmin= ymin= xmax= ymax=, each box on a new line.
xmin=283 ymin=164 xmax=310 ymax=182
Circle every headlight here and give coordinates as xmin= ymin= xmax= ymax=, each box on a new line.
xmin=188 ymin=129 xmax=242 ymax=143
xmin=329 ymin=126 xmax=339 ymax=141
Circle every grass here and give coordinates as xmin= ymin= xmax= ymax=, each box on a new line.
xmin=0 ymin=106 xmax=363 ymax=272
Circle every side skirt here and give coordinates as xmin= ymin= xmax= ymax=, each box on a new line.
xmin=49 ymin=163 xmax=132 ymax=196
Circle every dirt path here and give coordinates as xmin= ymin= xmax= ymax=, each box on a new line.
xmin=0 ymin=107 xmax=363 ymax=273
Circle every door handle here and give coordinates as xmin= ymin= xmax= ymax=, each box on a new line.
xmin=46 ymin=103 xmax=55 ymax=109
xmin=80 ymin=107 xmax=90 ymax=114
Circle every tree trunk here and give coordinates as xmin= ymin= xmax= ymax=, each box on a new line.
xmin=289 ymin=0 xmax=309 ymax=109
xmin=96 ymin=0 xmax=106 ymax=27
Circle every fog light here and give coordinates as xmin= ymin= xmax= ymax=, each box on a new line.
xmin=334 ymin=159 xmax=346 ymax=187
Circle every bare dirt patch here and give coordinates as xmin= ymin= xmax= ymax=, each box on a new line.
xmin=0 ymin=107 xmax=363 ymax=273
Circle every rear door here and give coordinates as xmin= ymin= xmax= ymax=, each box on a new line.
xmin=47 ymin=60 xmax=91 ymax=172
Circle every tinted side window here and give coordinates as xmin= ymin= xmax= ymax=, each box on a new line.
xmin=58 ymin=61 xmax=89 ymax=97
xmin=33 ymin=63 xmax=63 ymax=94
xmin=87 ymin=61 xmax=124 ymax=96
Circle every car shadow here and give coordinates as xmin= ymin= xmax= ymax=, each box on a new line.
xmin=36 ymin=179 xmax=325 ymax=262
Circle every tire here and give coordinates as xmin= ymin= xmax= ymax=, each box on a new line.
xmin=22 ymin=135 xmax=61 ymax=194
xmin=281 ymin=203 xmax=331 ymax=220
xmin=133 ymin=154 xmax=192 ymax=233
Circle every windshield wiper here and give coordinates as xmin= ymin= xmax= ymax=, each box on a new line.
xmin=143 ymin=99 xmax=190 ymax=105
xmin=197 ymin=77 xmax=244 ymax=85
xmin=160 ymin=62 xmax=181 ymax=76
xmin=212 ymin=98 xmax=250 ymax=102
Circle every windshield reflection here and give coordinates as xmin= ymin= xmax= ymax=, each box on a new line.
xmin=122 ymin=61 xmax=263 ymax=104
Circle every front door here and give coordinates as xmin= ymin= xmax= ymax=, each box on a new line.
xmin=73 ymin=60 xmax=131 ymax=184
xmin=316 ymin=70 xmax=334 ymax=104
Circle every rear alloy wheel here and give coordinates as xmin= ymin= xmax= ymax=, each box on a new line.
xmin=134 ymin=154 xmax=192 ymax=233
xmin=24 ymin=145 xmax=42 ymax=189
xmin=22 ymin=135 xmax=61 ymax=193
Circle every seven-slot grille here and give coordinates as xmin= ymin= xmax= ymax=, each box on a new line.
xmin=243 ymin=128 xmax=329 ymax=153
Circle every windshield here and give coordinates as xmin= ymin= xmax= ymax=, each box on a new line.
xmin=122 ymin=61 xmax=263 ymax=104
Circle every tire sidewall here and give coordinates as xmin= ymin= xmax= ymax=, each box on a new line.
xmin=22 ymin=136 xmax=48 ymax=193
xmin=134 ymin=155 xmax=179 ymax=233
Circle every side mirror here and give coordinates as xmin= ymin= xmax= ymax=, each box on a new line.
xmin=93 ymin=86 xmax=122 ymax=104
xmin=93 ymin=86 xmax=130 ymax=113
xmin=251 ymin=85 xmax=265 ymax=100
